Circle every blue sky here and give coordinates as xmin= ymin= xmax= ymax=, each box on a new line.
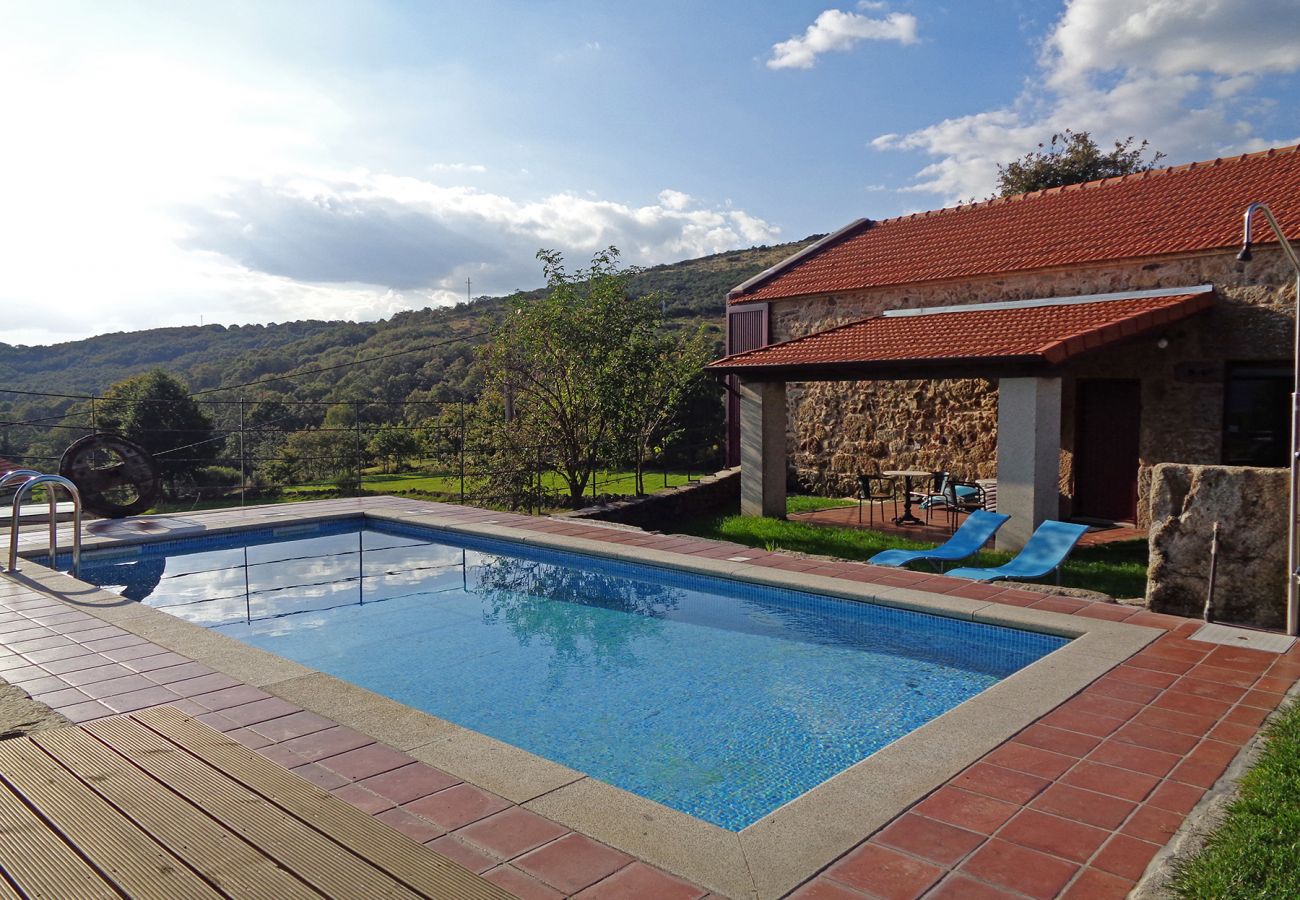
xmin=2 ymin=0 xmax=1298 ymax=345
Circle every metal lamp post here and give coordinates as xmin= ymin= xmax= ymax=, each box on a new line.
xmin=1238 ymin=203 xmax=1300 ymax=636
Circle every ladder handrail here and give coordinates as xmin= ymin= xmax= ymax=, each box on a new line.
xmin=7 ymin=474 xmax=82 ymax=578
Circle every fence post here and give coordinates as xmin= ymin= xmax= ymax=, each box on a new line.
xmin=354 ymin=400 xmax=363 ymax=498
xmin=458 ymin=400 xmax=466 ymax=505
xmin=239 ymin=397 xmax=247 ymax=508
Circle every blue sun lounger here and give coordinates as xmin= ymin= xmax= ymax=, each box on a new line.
xmin=946 ymin=520 xmax=1090 ymax=583
xmin=868 ymin=509 xmax=1009 ymax=570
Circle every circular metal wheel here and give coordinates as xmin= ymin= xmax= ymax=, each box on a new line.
xmin=59 ymin=433 xmax=162 ymax=518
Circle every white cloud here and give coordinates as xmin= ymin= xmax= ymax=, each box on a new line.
xmin=767 ymin=8 xmax=918 ymax=70
xmin=0 ymin=26 xmax=779 ymax=346
xmin=428 ymin=162 xmax=487 ymax=174
xmin=875 ymin=0 xmax=1300 ymax=202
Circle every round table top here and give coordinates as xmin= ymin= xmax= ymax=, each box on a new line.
xmin=882 ymin=469 xmax=931 ymax=478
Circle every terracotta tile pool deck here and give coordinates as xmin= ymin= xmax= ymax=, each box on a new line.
xmin=2 ymin=496 xmax=1297 ymax=899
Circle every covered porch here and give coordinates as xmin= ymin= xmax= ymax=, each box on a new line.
xmin=709 ymin=287 xmax=1215 ymax=551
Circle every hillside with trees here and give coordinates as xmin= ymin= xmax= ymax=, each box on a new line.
xmin=1 ymin=238 xmax=819 ymax=496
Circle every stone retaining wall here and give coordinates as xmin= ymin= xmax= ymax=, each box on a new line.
xmin=1146 ymin=463 xmax=1288 ymax=629
xmin=564 ymin=467 xmax=741 ymax=529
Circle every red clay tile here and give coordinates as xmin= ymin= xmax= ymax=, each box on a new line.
xmin=911 ymin=787 xmax=1020 ymax=834
xmin=1224 ymin=704 xmax=1270 ymax=727
xmin=330 ymin=783 xmax=397 ymax=815
xmin=360 ymin=763 xmax=461 ymax=804
xmin=959 ymin=839 xmax=1079 ymax=899
xmin=1151 ymin=691 xmax=1232 ymax=719
xmin=1086 ymin=740 xmax=1181 ymax=777
xmin=1061 ymin=761 xmax=1160 ymax=802
xmin=1205 ymin=645 xmax=1276 ymax=673
xmin=874 ymin=814 xmax=985 ymax=867
xmin=100 ymin=685 xmax=182 ymax=713
xmin=188 ymin=684 xmax=271 ymax=711
xmin=56 ymin=699 xmax=113 ymax=722
xmin=275 ymin=726 xmax=374 ymax=764
xmin=457 ymin=807 xmax=569 ymax=860
xmin=982 ymin=741 xmax=1076 ymax=780
xmin=249 ymin=710 xmax=336 ymax=742
xmin=59 ymin=662 xmax=133 ymax=686
xmin=1133 ymin=706 xmax=1216 ymax=738
xmin=483 ymin=865 xmax=565 ymax=900
xmin=317 ymin=743 xmax=412 ymax=780
xmin=1187 ymin=664 xmax=1258 ymax=689
xmin=289 ymin=762 xmax=351 ymax=790
xmin=924 ymin=874 xmax=1022 ymax=899
xmin=219 ymin=697 xmax=300 ymax=728
xmin=1109 ymin=665 xmax=1178 ymax=689
xmin=426 ymin=835 xmax=500 ymax=874
xmin=1112 ymin=722 xmax=1200 ymax=755
xmin=1091 ymin=833 xmax=1161 ymax=881
xmin=1060 ymin=867 xmax=1135 ymax=900
xmin=514 ymin=833 xmax=633 ymax=895
xmin=951 ymin=762 xmax=1050 ymax=805
xmin=145 ymin=662 xmax=218 ymax=685
xmin=120 ymin=651 xmax=191 ymax=672
xmin=1168 ymin=676 xmax=1247 ymax=703
xmin=787 ymin=878 xmax=875 ymax=899
xmin=1040 ymin=706 xmax=1125 ymax=739
xmin=375 ymin=807 xmax=447 ymax=843
xmin=406 ymin=783 xmax=511 ymax=830
xmin=1013 ymin=724 xmax=1102 ymax=758
xmin=1121 ymin=804 xmax=1184 ymax=845
xmin=1241 ymin=689 xmax=1286 ymax=710
xmin=78 ymin=673 xmax=157 ymax=699
xmin=998 ymin=808 xmax=1108 ymax=863
xmin=573 ymin=861 xmax=706 ymax=899
xmin=1145 ymin=780 xmax=1206 ymax=814
xmin=1071 ymin=603 xmax=1136 ymax=622
xmin=1207 ymin=719 xmax=1258 ymax=745
xmin=1031 ymin=784 xmax=1137 ymax=830
xmin=824 ymin=843 xmax=943 ymax=900
xmin=1087 ymin=676 xmax=1161 ymax=705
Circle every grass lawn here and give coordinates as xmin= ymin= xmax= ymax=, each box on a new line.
xmin=676 ymin=497 xmax=1150 ymax=598
xmin=277 ymin=468 xmax=698 ymax=498
xmin=1171 ymin=699 xmax=1300 ymax=899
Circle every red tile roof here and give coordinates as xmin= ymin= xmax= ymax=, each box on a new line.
xmin=730 ymin=146 xmax=1300 ymax=304
xmin=708 ymin=291 xmax=1212 ymax=377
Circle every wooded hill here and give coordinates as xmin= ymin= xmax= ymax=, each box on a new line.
xmin=0 ymin=238 xmax=818 ymax=459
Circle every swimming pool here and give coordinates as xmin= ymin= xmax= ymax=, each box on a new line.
xmin=59 ymin=518 xmax=1067 ymax=830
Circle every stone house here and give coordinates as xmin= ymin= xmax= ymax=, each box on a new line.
xmin=708 ymin=145 xmax=1300 ymax=550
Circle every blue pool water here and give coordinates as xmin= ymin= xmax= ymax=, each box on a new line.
xmin=58 ymin=519 xmax=1067 ymax=830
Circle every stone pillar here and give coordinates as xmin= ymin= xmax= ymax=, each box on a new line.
xmin=739 ymin=379 xmax=787 ymax=518
xmin=995 ymin=377 xmax=1062 ymax=551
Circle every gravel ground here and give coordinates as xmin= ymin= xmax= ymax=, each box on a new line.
xmin=0 ymin=679 xmax=71 ymax=739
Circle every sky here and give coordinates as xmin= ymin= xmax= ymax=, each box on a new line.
xmin=2 ymin=0 xmax=1298 ymax=347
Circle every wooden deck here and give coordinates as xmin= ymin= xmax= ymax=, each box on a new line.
xmin=0 ymin=706 xmax=510 ymax=899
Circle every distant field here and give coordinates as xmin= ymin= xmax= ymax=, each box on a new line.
xmin=280 ymin=468 xmax=700 ymax=498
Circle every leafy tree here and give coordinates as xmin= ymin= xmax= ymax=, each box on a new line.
xmin=996 ymin=130 xmax=1165 ymax=196
xmin=98 ymin=369 xmax=216 ymax=494
xmin=368 ymin=423 xmax=421 ymax=473
xmin=477 ymin=247 xmax=711 ymax=507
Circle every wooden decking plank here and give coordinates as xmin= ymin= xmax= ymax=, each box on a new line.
xmin=0 ymin=777 xmax=119 ymax=900
xmin=83 ymin=716 xmax=423 ymax=900
xmin=0 ymin=871 xmax=23 ymax=900
xmin=134 ymin=707 xmax=513 ymax=900
xmin=32 ymin=728 xmax=323 ymax=900
xmin=0 ymin=739 xmax=219 ymax=900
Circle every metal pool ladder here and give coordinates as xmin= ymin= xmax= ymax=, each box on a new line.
xmin=3 ymin=470 xmax=82 ymax=577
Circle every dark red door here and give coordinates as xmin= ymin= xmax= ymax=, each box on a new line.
xmin=1074 ymin=379 xmax=1141 ymax=522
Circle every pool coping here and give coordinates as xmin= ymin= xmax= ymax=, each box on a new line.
xmin=7 ymin=500 xmax=1163 ymax=899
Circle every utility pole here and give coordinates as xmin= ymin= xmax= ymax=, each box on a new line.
xmin=466 ymin=278 xmax=472 ymax=303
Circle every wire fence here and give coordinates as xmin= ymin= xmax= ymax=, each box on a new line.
xmin=0 ymin=389 xmax=725 ymax=516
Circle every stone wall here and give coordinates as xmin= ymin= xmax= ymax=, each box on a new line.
xmin=1146 ymin=463 xmax=1288 ymax=629
xmin=564 ymin=467 xmax=740 ymax=529
xmin=760 ymin=248 xmax=1297 ymax=522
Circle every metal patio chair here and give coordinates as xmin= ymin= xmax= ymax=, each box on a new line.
xmin=857 ymin=474 xmax=897 ymax=526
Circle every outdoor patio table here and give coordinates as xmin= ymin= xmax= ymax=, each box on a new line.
xmin=883 ymin=469 xmax=930 ymax=526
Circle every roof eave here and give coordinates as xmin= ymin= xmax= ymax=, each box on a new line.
xmin=726 ymin=218 xmax=873 ymax=302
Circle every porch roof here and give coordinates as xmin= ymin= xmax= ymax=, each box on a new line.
xmin=707 ymin=286 xmax=1213 ymax=381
